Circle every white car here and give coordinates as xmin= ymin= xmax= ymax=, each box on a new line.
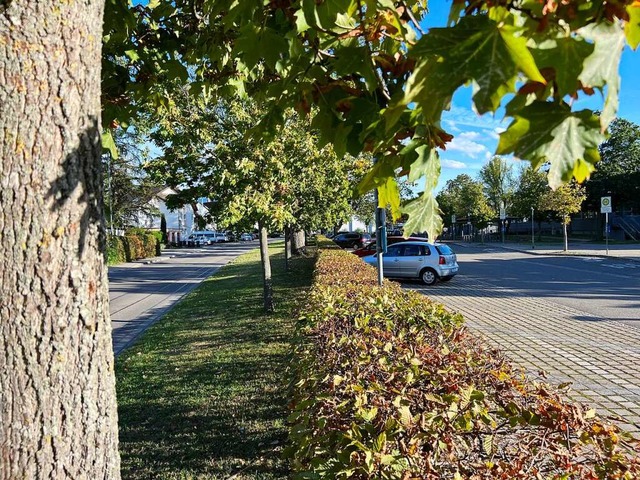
xmin=363 ymin=241 xmax=458 ymax=285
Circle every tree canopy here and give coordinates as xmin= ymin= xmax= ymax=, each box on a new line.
xmin=585 ymin=117 xmax=640 ymax=212
xmin=145 ymin=95 xmax=355 ymax=233
xmin=102 ymin=0 xmax=640 ymax=240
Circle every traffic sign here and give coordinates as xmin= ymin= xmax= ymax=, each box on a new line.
xmin=451 ymin=214 xmax=456 ymax=223
xmin=499 ymin=207 xmax=506 ymax=220
xmin=601 ymin=196 xmax=612 ymax=213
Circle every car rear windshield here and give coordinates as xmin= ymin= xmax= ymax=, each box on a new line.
xmin=435 ymin=245 xmax=454 ymax=255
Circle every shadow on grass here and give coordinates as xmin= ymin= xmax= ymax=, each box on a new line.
xmin=116 ymin=248 xmax=315 ymax=479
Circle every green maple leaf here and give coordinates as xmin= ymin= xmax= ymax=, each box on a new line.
xmin=408 ymin=146 xmax=440 ymax=189
xmin=578 ymin=22 xmax=626 ymax=129
xmin=626 ymin=4 xmax=640 ymax=49
xmin=531 ymin=37 xmax=594 ymax=98
xmin=378 ymin=176 xmax=401 ymax=220
xmin=497 ymin=101 xmax=604 ymax=188
xmin=405 ymin=14 xmax=544 ymax=118
xmin=401 ymin=193 xmax=443 ymax=241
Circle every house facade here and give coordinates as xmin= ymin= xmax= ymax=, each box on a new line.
xmin=134 ymin=187 xmax=214 ymax=243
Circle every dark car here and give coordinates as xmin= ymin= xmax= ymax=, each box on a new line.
xmin=352 ymin=236 xmax=427 ymax=257
xmin=332 ymin=232 xmax=372 ymax=249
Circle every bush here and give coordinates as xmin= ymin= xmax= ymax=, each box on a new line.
xmin=142 ymin=233 xmax=158 ymax=258
xmin=287 ymin=249 xmax=640 ymax=479
xmin=106 ymin=235 xmax=126 ymax=265
xmin=123 ymin=235 xmax=144 ymax=262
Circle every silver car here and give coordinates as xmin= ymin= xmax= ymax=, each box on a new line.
xmin=363 ymin=241 xmax=458 ymax=285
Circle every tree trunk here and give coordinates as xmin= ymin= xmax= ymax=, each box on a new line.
xmin=563 ymin=219 xmax=569 ymax=251
xmin=0 ymin=2 xmax=121 ymax=479
xmin=284 ymin=226 xmax=292 ymax=271
xmin=292 ymin=229 xmax=305 ymax=254
xmin=258 ymin=221 xmax=274 ymax=313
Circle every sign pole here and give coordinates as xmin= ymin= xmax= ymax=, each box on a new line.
xmin=531 ymin=206 xmax=535 ymax=249
xmin=601 ymin=196 xmax=612 ymax=256
xmin=605 ymin=212 xmax=609 ymax=256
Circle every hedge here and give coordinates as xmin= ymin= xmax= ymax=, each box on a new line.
xmin=106 ymin=235 xmax=126 ymax=265
xmin=107 ymin=233 xmax=160 ymax=265
xmin=286 ymin=244 xmax=640 ymax=478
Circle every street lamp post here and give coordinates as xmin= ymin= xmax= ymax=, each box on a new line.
xmin=531 ymin=206 xmax=535 ymax=249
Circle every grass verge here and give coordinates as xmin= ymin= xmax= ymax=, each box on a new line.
xmin=116 ymin=244 xmax=316 ymax=479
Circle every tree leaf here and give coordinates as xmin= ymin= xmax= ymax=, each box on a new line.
xmin=401 ymin=193 xmax=443 ymax=241
xmin=626 ymin=4 xmax=640 ymax=49
xmin=531 ymin=36 xmax=594 ymax=98
xmin=497 ymin=101 xmax=604 ymax=188
xmin=377 ymin=176 xmax=402 ymax=220
xmin=578 ymin=22 xmax=626 ymax=130
xmin=101 ymin=130 xmax=119 ymax=159
xmin=407 ymin=14 xmax=544 ymax=116
xmin=408 ymin=146 xmax=440 ymax=188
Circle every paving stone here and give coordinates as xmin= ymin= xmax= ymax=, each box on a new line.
xmin=409 ymin=275 xmax=640 ymax=432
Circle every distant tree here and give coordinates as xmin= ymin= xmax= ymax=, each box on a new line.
xmin=104 ymin=128 xmax=160 ymax=229
xmin=512 ymin=165 xmax=549 ymax=222
xmin=585 ymin=118 xmax=640 ymax=213
xmin=437 ymin=174 xmax=493 ymax=231
xmin=539 ymin=182 xmax=587 ymax=251
xmin=479 ymin=156 xmax=516 ymax=215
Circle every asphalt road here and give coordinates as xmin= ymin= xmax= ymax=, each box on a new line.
xmin=108 ymin=242 xmax=257 ymax=355
xmin=450 ymin=243 xmax=640 ymax=328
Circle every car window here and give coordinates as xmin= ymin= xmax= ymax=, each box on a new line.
xmin=386 ymin=245 xmax=402 ymax=256
xmin=401 ymin=245 xmax=421 ymax=257
xmin=436 ymin=245 xmax=453 ymax=255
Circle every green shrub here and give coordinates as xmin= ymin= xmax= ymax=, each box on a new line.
xmin=287 ymin=249 xmax=640 ymax=479
xmin=106 ymin=235 xmax=126 ymax=265
xmin=316 ymin=234 xmax=340 ymax=250
xmin=142 ymin=233 xmax=158 ymax=258
xmin=123 ymin=235 xmax=144 ymax=261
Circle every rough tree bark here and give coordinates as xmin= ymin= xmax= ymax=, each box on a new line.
xmin=0 ymin=1 xmax=121 ymax=479
xmin=258 ymin=220 xmax=274 ymax=312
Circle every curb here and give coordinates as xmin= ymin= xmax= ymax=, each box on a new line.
xmin=452 ymin=242 xmax=640 ymax=264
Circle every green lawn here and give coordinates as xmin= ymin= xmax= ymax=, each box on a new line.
xmin=116 ymin=244 xmax=315 ymax=479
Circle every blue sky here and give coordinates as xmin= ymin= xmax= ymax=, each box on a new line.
xmin=421 ymin=1 xmax=640 ymax=192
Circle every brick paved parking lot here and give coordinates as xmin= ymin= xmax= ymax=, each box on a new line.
xmin=409 ymin=274 xmax=640 ymax=433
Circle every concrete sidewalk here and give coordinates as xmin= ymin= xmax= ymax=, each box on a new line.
xmin=459 ymin=240 xmax=640 ymax=262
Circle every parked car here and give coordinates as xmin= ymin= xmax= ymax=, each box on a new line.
xmin=240 ymin=233 xmax=253 ymax=241
xmin=353 ymin=236 xmax=427 ymax=257
xmin=362 ymin=241 xmax=458 ymax=285
xmin=189 ymin=231 xmax=223 ymax=245
xmin=331 ymin=232 xmax=371 ymax=249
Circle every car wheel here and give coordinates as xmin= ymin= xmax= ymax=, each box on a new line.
xmin=352 ymin=242 xmax=360 ymax=249
xmin=420 ymin=268 xmax=438 ymax=286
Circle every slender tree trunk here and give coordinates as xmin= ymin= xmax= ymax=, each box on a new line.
xmin=258 ymin=221 xmax=274 ymax=312
xmin=563 ymin=218 xmax=569 ymax=251
xmin=292 ymin=229 xmax=305 ymax=254
xmin=0 ymin=1 xmax=121 ymax=479
xmin=284 ymin=226 xmax=292 ymax=271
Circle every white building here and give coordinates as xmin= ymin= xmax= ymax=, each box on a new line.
xmin=133 ymin=187 xmax=214 ymax=243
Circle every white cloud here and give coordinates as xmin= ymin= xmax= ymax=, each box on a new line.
xmin=459 ymin=131 xmax=481 ymax=140
xmin=446 ymin=135 xmax=489 ymax=158
xmin=441 ymin=159 xmax=467 ymax=169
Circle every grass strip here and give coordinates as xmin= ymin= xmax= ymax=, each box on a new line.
xmin=116 ymin=244 xmax=316 ymax=479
